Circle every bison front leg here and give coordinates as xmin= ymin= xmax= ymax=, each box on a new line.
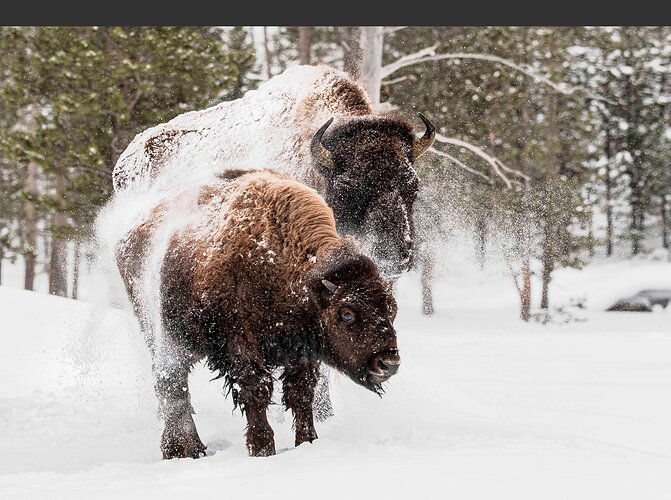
xmin=281 ymin=357 xmax=319 ymax=447
xmin=153 ymin=344 xmax=206 ymax=459
xmin=236 ymin=365 xmax=276 ymax=457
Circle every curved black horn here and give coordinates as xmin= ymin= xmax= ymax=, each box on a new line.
xmin=412 ymin=112 xmax=436 ymax=159
xmin=311 ymin=118 xmax=335 ymax=171
xmin=321 ymin=279 xmax=337 ymax=293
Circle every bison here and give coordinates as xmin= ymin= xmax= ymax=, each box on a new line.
xmin=112 ymin=65 xmax=435 ymax=276
xmin=116 ymin=169 xmax=400 ymax=459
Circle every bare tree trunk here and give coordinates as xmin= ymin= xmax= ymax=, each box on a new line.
xmin=517 ymin=190 xmax=533 ymax=323
xmin=0 ymin=248 xmax=3 ymax=286
xmin=262 ymin=27 xmax=273 ymax=79
xmin=629 ymin=177 xmax=643 ymax=257
xmin=49 ymin=175 xmax=68 ymax=297
xmin=539 ymin=32 xmax=561 ymax=312
xmin=588 ymin=212 xmax=596 ymax=258
xmin=49 ymin=229 xmax=68 ymax=297
xmin=520 ymin=253 xmax=532 ymax=322
xmin=72 ymin=241 xmax=80 ymax=300
xmin=475 ymin=213 xmax=487 ymax=268
xmin=298 ymin=27 xmax=311 ymax=65
xmin=359 ymin=27 xmax=384 ymax=107
xmin=517 ymin=29 xmax=533 ymax=322
xmin=507 ymin=214 xmax=532 ymax=323
xmin=420 ymin=242 xmax=435 ymax=316
xmin=540 ymin=222 xmax=552 ymax=310
xmin=340 ymin=26 xmax=362 ymax=79
xmin=604 ymin=129 xmax=614 ymax=257
xmin=621 ymin=35 xmax=645 ymax=258
xmin=24 ymin=161 xmax=38 ymax=291
xmin=661 ymin=195 xmax=669 ymax=249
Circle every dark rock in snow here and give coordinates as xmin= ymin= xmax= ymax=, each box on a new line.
xmin=637 ymin=289 xmax=671 ymax=308
xmin=606 ymin=289 xmax=671 ymax=312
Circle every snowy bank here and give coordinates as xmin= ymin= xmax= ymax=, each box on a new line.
xmin=2 ymin=273 xmax=671 ymax=499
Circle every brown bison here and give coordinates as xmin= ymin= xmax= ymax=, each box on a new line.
xmin=112 ymin=65 xmax=435 ymax=276
xmin=116 ymin=169 xmax=400 ymax=458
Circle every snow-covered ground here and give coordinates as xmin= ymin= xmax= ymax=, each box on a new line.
xmin=1 ymin=260 xmax=671 ymax=499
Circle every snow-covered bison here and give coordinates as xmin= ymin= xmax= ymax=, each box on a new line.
xmin=112 ymin=65 xmax=435 ymax=275
xmin=116 ymin=169 xmax=400 ymax=459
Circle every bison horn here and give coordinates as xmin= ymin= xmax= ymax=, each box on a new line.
xmin=311 ymin=118 xmax=335 ymax=172
xmin=412 ymin=112 xmax=436 ymax=159
xmin=321 ymin=279 xmax=338 ymax=294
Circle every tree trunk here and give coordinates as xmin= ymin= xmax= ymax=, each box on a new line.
xmin=604 ymin=129 xmax=613 ymax=257
xmin=262 ymin=26 xmax=273 ymax=79
xmin=298 ymin=27 xmax=311 ymax=65
xmin=540 ymin=222 xmax=553 ymax=310
xmin=49 ymin=229 xmax=68 ymax=297
xmin=520 ymin=255 xmax=532 ymax=322
xmin=588 ymin=212 xmax=595 ymax=258
xmin=359 ymin=27 xmax=384 ymax=107
xmin=49 ymin=175 xmax=68 ymax=297
xmin=512 ymin=189 xmax=533 ymax=323
xmin=661 ymin=195 xmax=669 ymax=249
xmin=517 ymin=191 xmax=533 ymax=322
xmin=420 ymin=242 xmax=435 ymax=316
xmin=475 ymin=212 xmax=487 ymax=268
xmin=517 ymin=29 xmax=532 ymax=322
xmin=340 ymin=27 xmax=362 ymax=79
xmin=72 ymin=241 xmax=80 ymax=300
xmin=629 ymin=176 xmax=643 ymax=256
xmin=621 ymin=38 xmax=645 ymax=258
xmin=0 ymin=248 xmax=3 ymax=286
xmin=539 ymin=32 xmax=561 ymax=312
xmin=24 ymin=161 xmax=38 ymax=291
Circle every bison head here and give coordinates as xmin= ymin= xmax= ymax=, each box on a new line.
xmin=308 ymin=244 xmax=400 ymax=394
xmin=311 ymin=113 xmax=435 ymax=276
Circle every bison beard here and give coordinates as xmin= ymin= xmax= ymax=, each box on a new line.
xmin=116 ymin=170 xmax=400 ymax=459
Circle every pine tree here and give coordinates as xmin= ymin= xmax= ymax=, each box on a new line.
xmin=221 ymin=27 xmax=258 ymax=100
xmin=1 ymin=27 xmax=256 ymax=294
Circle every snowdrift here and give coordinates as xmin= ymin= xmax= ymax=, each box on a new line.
xmin=2 ymin=269 xmax=671 ymax=499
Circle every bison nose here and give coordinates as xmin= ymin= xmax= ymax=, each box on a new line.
xmin=368 ymin=352 xmax=401 ymax=382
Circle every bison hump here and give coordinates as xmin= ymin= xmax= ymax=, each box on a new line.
xmin=111 ymin=65 xmax=372 ymax=195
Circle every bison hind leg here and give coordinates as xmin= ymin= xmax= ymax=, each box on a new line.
xmin=161 ymin=405 xmax=207 ymax=459
xmin=154 ymin=344 xmax=207 ymax=460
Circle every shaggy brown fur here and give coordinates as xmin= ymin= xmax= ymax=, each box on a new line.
xmin=116 ymin=170 xmax=400 ymax=459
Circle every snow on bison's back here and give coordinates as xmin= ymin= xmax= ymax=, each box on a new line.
xmin=111 ymin=65 xmax=436 ymax=276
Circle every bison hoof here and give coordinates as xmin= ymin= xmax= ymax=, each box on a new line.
xmin=161 ymin=432 xmax=207 ymax=460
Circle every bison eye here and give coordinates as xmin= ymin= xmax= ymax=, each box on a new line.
xmin=341 ymin=308 xmax=355 ymax=323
